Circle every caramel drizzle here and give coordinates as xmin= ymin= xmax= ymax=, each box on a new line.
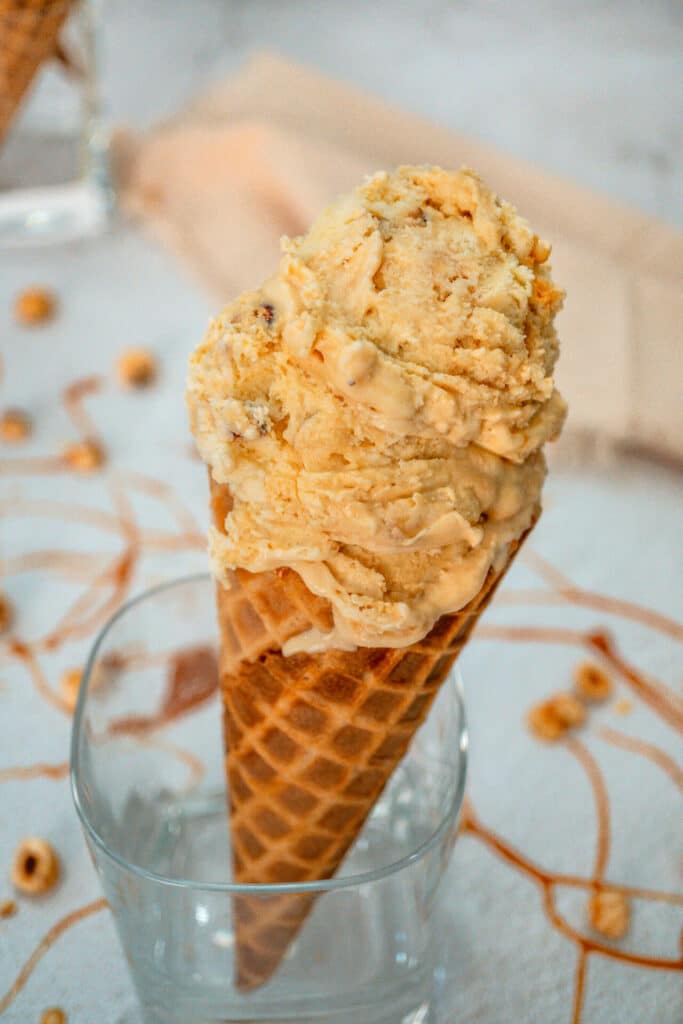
xmin=597 ymin=726 xmax=683 ymax=792
xmin=0 ymin=899 xmax=108 ymax=1014
xmin=7 ymin=640 xmax=72 ymax=715
xmin=498 ymin=587 xmax=683 ymax=643
xmin=62 ymin=375 xmax=104 ymax=443
xmin=520 ymin=545 xmax=683 ymax=642
xmin=0 ymin=496 xmax=203 ymax=553
xmin=588 ymin=630 xmax=683 ymax=733
xmin=0 ymin=454 xmax=69 ymax=475
xmin=571 ymin=948 xmax=589 ymax=1024
xmin=462 ymin=804 xmax=683 ymax=969
xmin=105 ymin=645 xmax=219 ymax=736
xmin=39 ymin=545 xmax=137 ymax=653
xmin=563 ymin=737 xmax=610 ymax=882
xmin=0 ymin=549 xmax=112 ymax=583
xmin=0 ymin=762 xmax=69 ymax=782
xmin=0 ymin=376 xmax=105 ymax=476
xmin=0 ymin=497 xmax=127 ymax=534
xmin=477 ymin=624 xmax=683 ymax=733
xmin=114 ymin=469 xmax=203 ymax=539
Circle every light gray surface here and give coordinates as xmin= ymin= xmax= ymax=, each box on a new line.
xmin=1 ymin=3 xmax=682 ymax=1022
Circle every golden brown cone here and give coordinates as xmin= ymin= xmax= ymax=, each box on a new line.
xmin=211 ymin=476 xmax=537 ymax=989
xmin=0 ymin=0 xmax=71 ymax=145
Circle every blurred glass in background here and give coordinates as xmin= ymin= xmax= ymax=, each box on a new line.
xmin=0 ymin=0 xmax=109 ymax=246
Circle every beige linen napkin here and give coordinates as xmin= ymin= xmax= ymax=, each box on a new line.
xmin=114 ymin=52 xmax=683 ymax=464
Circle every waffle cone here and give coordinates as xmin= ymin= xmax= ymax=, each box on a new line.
xmin=0 ymin=0 xmax=71 ymax=145
xmin=211 ymin=477 xmax=536 ymax=989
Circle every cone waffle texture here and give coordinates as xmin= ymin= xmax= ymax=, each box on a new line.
xmin=0 ymin=0 xmax=71 ymax=144
xmin=212 ymin=477 xmax=536 ymax=989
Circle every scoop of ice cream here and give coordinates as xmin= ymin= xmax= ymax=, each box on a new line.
xmin=187 ymin=166 xmax=566 ymax=650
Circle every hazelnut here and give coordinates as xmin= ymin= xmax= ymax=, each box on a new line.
xmin=588 ymin=889 xmax=630 ymax=940
xmin=0 ymin=898 xmax=17 ymax=918
xmin=63 ymin=439 xmax=105 ymax=473
xmin=527 ymin=692 xmax=586 ymax=742
xmin=41 ymin=1010 xmax=67 ymax=1024
xmin=551 ymin=693 xmax=588 ymax=727
xmin=14 ymin=287 xmax=57 ymax=325
xmin=11 ymin=837 xmax=60 ymax=895
xmin=60 ymin=668 xmax=82 ymax=711
xmin=0 ymin=592 xmax=13 ymax=633
xmin=0 ymin=407 xmax=32 ymax=443
xmin=116 ymin=347 xmax=157 ymax=389
xmin=574 ymin=661 xmax=612 ymax=702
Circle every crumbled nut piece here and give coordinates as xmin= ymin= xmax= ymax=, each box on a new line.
xmin=256 ymin=303 xmax=275 ymax=325
xmin=574 ymin=661 xmax=612 ymax=702
xmin=40 ymin=1010 xmax=66 ymax=1024
xmin=531 ymin=277 xmax=563 ymax=312
xmin=0 ymin=898 xmax=17 ymax=918
xmin=116 ymin=347 xmax=157 ymax=389
xmin=0 ymin=407 xmax=32 ymax=443
xmin=548 ymin=693 xmax=586 ymax=726
xmin=14 ymin=287 xmax=57 ymax=325
xmin=63 ymin=439 xmax=105 ymax=473
xmin=527 ymin=692 xmax=586 ymax=742
xmin=530 ymin=236 xmax=551 ymax=263
xmin=60 ymin=668 xmax=82 ymax=711
xmin=11 ymin=838 xmax=60 ymax=895
xmin=588 ymin=889 xmax=630 ymax=939
xmin=613 ymin=698 xmax=633 ymax=717
xmin=0 ymin=592 xmax=13 ymax=633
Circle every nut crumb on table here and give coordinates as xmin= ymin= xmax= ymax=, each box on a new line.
xmin=11 ymin=838 xmax=60 ymax=895
xmin=40 ymin=1009 xmax=67 ymax=1024
xmin=527 ymin=692 xmax=586 ymax=741
xmin=0 ymin=407 xmax=32 ymax=443
xmin=14 ymin=287 xmax=57 ymax=326
xmin=0 ymin=898 xmax=17 ymax=918
xmin=117 ymin=347 xmax=157 ymax=388
xmin=588 ymin=889 xmax=630 ymax=939
xmin=63 ymin=438 xmax=105 ymax=473
xmin=574 ymin=661 xmax=612 ymax=702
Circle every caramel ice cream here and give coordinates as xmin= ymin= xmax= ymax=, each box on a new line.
xmin=187 ymin=166 xmax=565 ymax=651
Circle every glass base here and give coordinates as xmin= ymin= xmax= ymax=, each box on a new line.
xmin=0 ymin=178 xmax=109 ymax=246
xmin=114 ymin=773 xmax=440 ymax=1024
xmin=141 ymin=1000 xmax=432 ymax=1024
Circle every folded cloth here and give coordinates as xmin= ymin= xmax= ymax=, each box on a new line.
xmin=113 ymin=52 xmax=683 ymax=465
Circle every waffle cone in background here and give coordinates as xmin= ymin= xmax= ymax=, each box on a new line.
xmin=0 ymin=0 xmax=71 ymax=145
xmin=212 ymin=477 xmax=538 ymax=989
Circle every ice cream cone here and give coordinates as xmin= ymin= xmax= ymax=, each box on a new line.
xmin=212 ymin=476 xmax=538 ymax=989
xmin=0 ymin=0 xmax=71 ymax=145
xmin=190 ymin=166 xmax=564 ymax=990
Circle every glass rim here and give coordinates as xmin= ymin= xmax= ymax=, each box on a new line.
xmin=70 ymin=573 xmax=468 ymax=896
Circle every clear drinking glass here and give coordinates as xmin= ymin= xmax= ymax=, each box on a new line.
xmin=71 ymin=575 xmax=467 ymax=1024
xmin=0 ymin=0 xmax=110 ymax=245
